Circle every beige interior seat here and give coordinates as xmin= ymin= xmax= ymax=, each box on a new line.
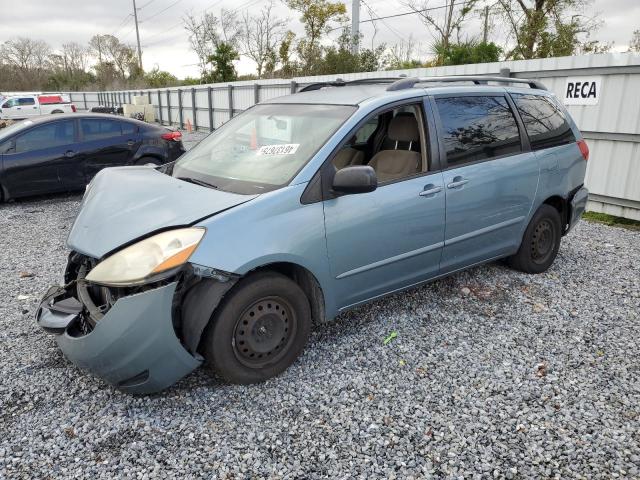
xmin=333 ymin=147 xmax=366 ymax=170
xmin=368 ymin=114 xmax=422 ymax=182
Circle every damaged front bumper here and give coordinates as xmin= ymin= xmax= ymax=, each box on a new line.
xmin=36 ymin=280 xmax=202 ymax=394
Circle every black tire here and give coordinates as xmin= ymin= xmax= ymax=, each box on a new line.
xmin=203 ymin=272 xmax=311 ymax=384
xmin=134 ymin=156 xmax=162 ymax=166
xmin=51 ymin=110 xmax=64 ymax=114
xmin=508 ymin=204 xmax=562 ymax=274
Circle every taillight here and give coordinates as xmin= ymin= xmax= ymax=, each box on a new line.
xmin=577 ymin=139 xmax=589 ymax=161
xmin=161 ymin=131 xmax=182 ymax=141
xmin=71 ymin=104 xmax=77 ymax=113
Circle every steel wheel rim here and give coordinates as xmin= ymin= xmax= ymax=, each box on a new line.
xmin=531 ymin=219 xmax=555 ymax=264
xmin=232 ymin=296 xmax=296 ymax=368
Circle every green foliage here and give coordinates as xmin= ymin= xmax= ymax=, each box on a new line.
xmin=583 ymin=211 xmax=640 ymax=230
xmin=285 ymin=0 xmax=347 ymax=74
xmin=180 ymin=77 xmax=202 ymax=86
xmin=204 ymin=42 xmax=240 ymax=83
xmin=433 ymin=39 xmax=502 ymax=66
xmin=144 ymin=68 xmax=179 ymax=88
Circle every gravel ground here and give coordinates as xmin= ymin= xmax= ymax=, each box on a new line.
xmin=1 ymin=140 xmax=639 ymax=477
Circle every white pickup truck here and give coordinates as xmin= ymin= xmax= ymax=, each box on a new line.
xmin=0 ymin=94 xmax=76 ymax=120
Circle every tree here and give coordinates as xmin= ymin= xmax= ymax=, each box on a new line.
xmin=629 ymin=29 xmax=640 ymax=53
xmin=144 ymin=68 xmax=179 ymax=87
xmin=278 ymin=30 xmax=298 ymax=77
xmin=285 ymin=0 xmax=347 ymax=74
xmin=321 ymin=29 xmax=387 ymax=74
xmin=496 ymin=0 xmax=601 ymax=59
xmin=205 ymin=43 xmax=240 ymax=83
xmin=433 ymin=39 xmax=502 ymax=65
xmin=0 ymin=38 xmax=51 ymax=89
xmin=240 ymin=1 xmax=287 ymax=78
xmin=402 ymin=0 xmax=478 ymax=54
xmin=184 ymin=9 xmax=243 ymax=81
xmin=88 ymin=35 xmax=139 ymax=81
xmin=386 ymin=36 xmax=423 ymax=70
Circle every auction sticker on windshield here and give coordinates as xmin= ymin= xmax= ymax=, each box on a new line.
xmin=257 ymin=144 xmax=300 ymax=155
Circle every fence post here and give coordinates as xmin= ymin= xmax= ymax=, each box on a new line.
xmin=83 ymin=92 xmax=87 ymax=110
xmin=191 ymin=88 xmax=197 ymax=131
xmin=166 ymin=90 xmax=171 ymax=126
xmin=157 ymin=90 xmax=163 ymax=125
xmin=147 ymin=91 xmax=152 ymax=105
xmin=254 ymin=83 xmax=260 ymax=105
xmin=128 ymin=91 xmax=132 ymax=104
xmin=227 ymin=84 xmax=234 ymax=120
xmin=177 ymin=89 xmax=184 ymax=129
xmin=290 ymin=81 xmax=297 ymax=93
xmin=207 ymin=86 xmax=213 ymax=132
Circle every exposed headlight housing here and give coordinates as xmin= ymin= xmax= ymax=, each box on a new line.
xmin=85 ymin=228 xmax=206 ymax=286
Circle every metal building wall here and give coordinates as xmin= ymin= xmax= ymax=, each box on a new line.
xmin=64 ymin=52 xmax=640 ymax=219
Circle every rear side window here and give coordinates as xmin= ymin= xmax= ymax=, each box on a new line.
xmin=435 ymin=96 xmax=522 ymax=166
xmin=14 ymin=121 xmax=75 ymax=153
xmin=511 ymin=94 xmax=575 ymax=150
xmin=18 ymin=98 xmax=36 ymax=106
xmin=81 ymin=119 xmax=123 ymax=141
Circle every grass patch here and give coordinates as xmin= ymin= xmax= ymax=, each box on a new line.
xmin=583 ymin=211 xmax=640 ymax=231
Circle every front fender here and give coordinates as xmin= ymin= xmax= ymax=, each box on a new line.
xmin=189 ymin=184 xmax=339 ymax=320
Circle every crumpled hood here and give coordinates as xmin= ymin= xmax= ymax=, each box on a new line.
xmin=68 ymin=166 xmax=257 ymax=258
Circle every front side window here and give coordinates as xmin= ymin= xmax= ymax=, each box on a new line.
xmin=172 ymin=103 xmax=356 ymax=194
xmin=435 ymin=96 xmax=522 ymax=166
xmin=18 ymin=97 xmax=36 ymax=106
xmin=81 ymin=119 xmax=123 ymax=141
xmin=14 ymin=121 xmax=75 ymax=153
xmin=511 ymin=93 xmax=575 ymax=150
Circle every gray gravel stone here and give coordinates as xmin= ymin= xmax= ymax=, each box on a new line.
xmin=0 ymin=139 xmax=638 ymax=477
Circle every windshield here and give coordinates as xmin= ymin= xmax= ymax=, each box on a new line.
xmin=172 ymin=103 xmax=356 ymax=194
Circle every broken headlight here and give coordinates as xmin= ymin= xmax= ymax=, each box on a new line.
xmin=85 ymin=228 xmax=206 ymax=287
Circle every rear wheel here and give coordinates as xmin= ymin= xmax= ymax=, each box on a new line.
xmin=203 ymin=272 xmax=311 ymax=384
xmin=508 ymin=204 xmax=562 ymax=274
xmin=135 ymin=156 xmax=161 ymax=167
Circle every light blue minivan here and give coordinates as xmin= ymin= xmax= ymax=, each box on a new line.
xmin=37 ymin=76 xmax=589 ymax=393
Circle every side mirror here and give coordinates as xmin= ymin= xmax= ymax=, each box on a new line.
xmin=332 ymin=165 xmax=377 ymax=195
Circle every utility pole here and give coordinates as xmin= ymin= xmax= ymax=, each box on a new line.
xmin=133 ymin=0 xmax=143 ymax=70
xmin=351 ymin=0 xmax=360 ymax=55
xmin=482 ymin=5 xmax=489 ymax=43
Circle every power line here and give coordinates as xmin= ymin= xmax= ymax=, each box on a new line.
xmin=137 ymin=0 xmax=157 ymax=8
xmin=110 ymin=13 xmax=133 ymax=36
xmin=140 ymin=0 xmax=184 ymax=22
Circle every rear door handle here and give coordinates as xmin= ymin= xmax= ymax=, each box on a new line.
xmin=419 ymin=185 xmax=443 ymax=197
xmin=127 ymin=140 xmax=135 ymax=146
xmin=65 ymin=150 xmax=77 ymax=158
xmin=447 ymin=176 xmax=469 ymax=189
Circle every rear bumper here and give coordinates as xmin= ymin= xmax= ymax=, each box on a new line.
xmin=568 ymin=186 xmax=589 ymax=233
xmin=36 ymin=282 xmax=202 ymax=394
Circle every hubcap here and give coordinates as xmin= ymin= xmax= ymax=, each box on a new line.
xmin=233 ymin=297 xmax=295 ymax=368
xmin=531 ymin=219 xmax=555 ymax=264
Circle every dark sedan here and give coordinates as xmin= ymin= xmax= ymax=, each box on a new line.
xmin=0 ymin=113 xmax=185 ymax=200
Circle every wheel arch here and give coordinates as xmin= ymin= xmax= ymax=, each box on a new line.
xmin=542 ymin=195 xmax=569 ymax=234
xmin=247 ymin=261 xmax=326 ymax=325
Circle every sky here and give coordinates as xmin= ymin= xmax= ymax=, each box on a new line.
xmin=0 ymin=0 xmax=638 ymax=78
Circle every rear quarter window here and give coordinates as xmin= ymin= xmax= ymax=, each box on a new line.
xmin=435 ymin=95 xmax=522 ymax=166
xmin=511 ymin=93 xmax=575 ymax=150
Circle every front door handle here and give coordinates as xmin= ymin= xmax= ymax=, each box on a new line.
xmin=447 ymin=176 xmax=469 ymax=189
xmin=65 ymin=150 xmax=77 ymax=158
xmin=419 ymin=184 xmax=443 ymax=197
xmin=127 ymin=140 xmax=135 ymax=146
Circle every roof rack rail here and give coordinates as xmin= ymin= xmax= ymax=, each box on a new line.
xmin=299 ymin=76 xmax=405 ymax=92
xmin=386 ymin=76 xmax=547 ymax=91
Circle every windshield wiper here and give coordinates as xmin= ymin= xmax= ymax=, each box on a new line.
xmin=176 ymin=176 xmax=219 ymax=190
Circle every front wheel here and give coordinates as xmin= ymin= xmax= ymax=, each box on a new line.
xmin=203 ymin=272 xmax=311 ymax=384
xmin=508 ymin=204 xmax=562 ymax=274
